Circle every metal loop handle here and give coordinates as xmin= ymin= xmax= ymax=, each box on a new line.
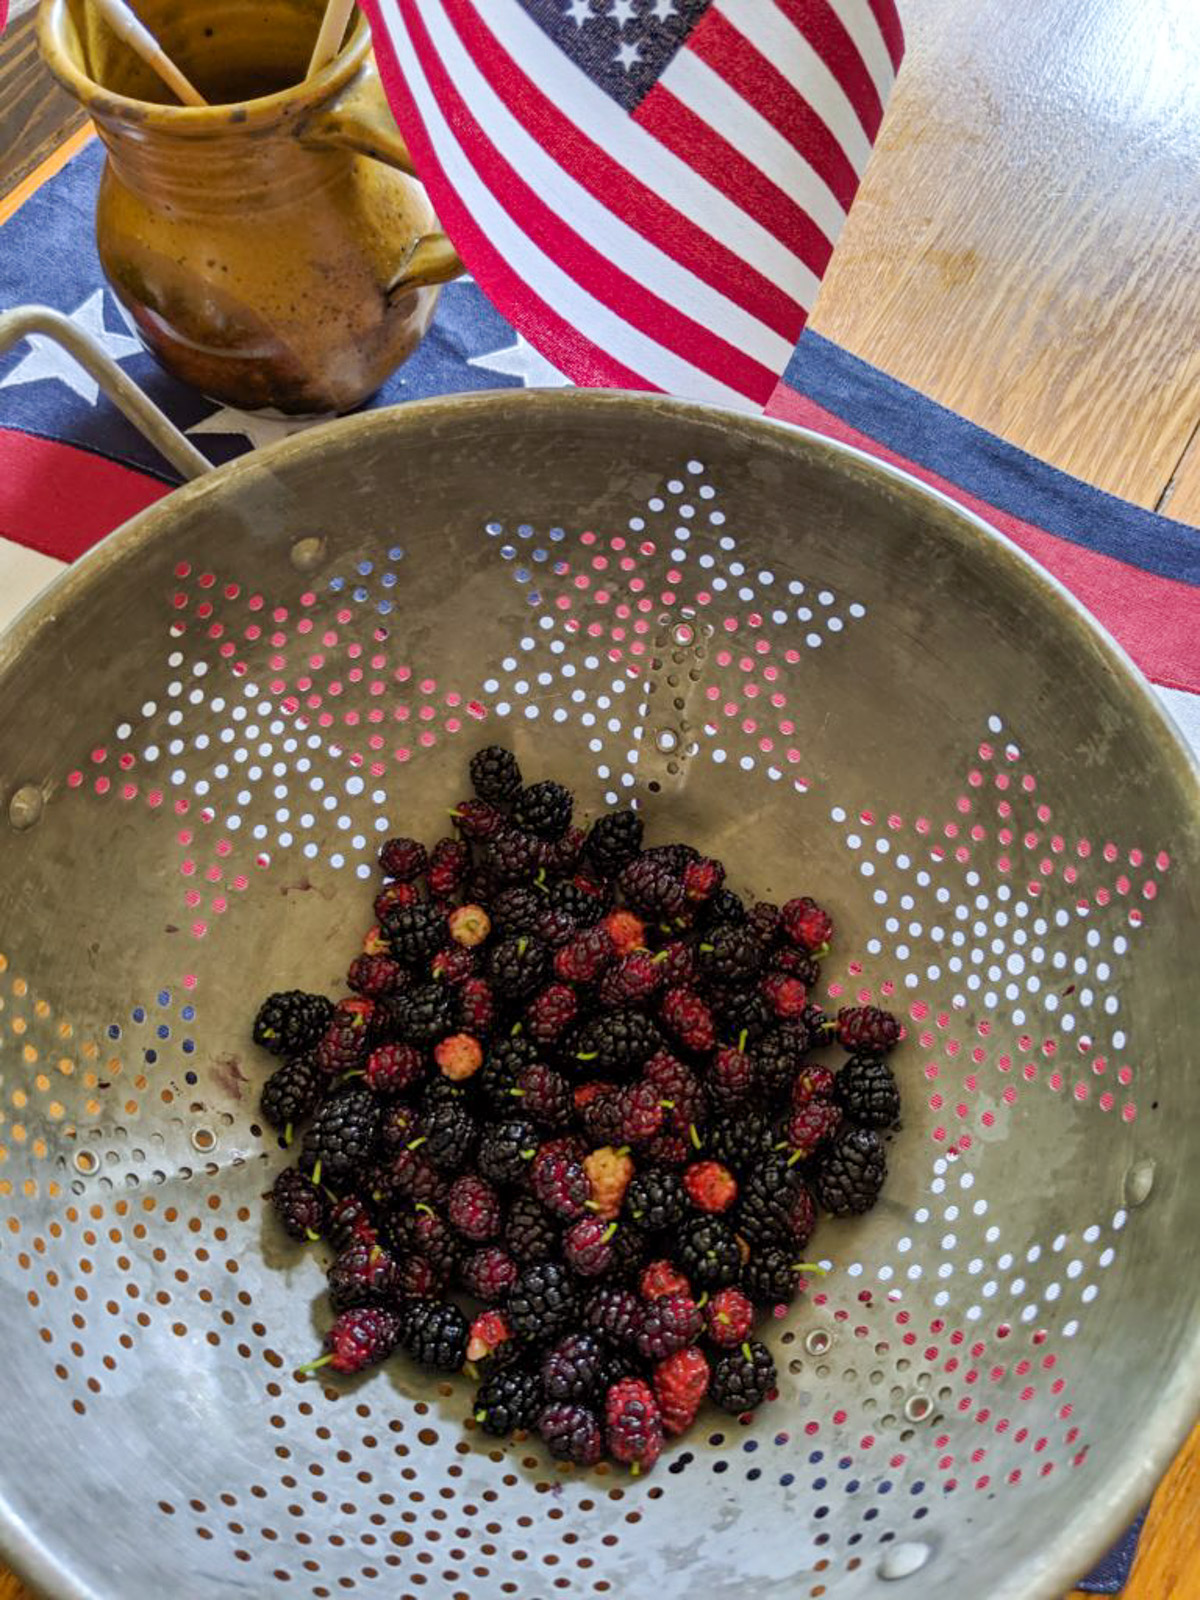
xmin=0 ymin=304 xmax=213 ymax=481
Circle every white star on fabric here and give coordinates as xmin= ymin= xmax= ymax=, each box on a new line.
xmin=614 ymin=36 xmax=643 ymax=69
xmin=468 ymin=335 xmax=571 ymax=387
xmin=186 ymin=405 xmax=332 ymax=450
xmin=647 ymin=0 xmax=676 ymax=18
xmin=0 ymin=289 xmax=142 ymax=405
xmin=565 ymin=0 xmax=593 ymax=25
xmin=610 ymin=0 xmax=639 ymax=25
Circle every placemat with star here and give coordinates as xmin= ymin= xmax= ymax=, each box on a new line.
xmin=0 ymin=127 xmax=1197 ymax=1600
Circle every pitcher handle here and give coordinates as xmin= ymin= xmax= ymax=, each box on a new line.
xmin=297 ymin=64 xmax=464 ymax=300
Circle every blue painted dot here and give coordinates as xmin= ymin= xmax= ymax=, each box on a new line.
xmin=774 ymin=1432 xmax=790 ymax=1446
xmin=713 ymin=1460 xmax=728 ymax=1474
xmin=182 ymin=1005 xmax=195 ymax=1021
xmin=388 ymin=546 xmax=404 ymax=561
xmin=809 ymin=1450 xmax=824 ymax=1464
xmin=330 ymin=576 xmax=344 ymax=592
xmin=707 ymin=1433 xmax=724 ymax=1447
xmin=377 ymin=601 xmax=393 ymax=615
xmin=864 ymin=1508 xmax=879 ymax=1522
xmin=914 ymin=1507 xmax=929 ymax=1521
xmin=549 ymin=527 xmax=565 ymax=542
xmin=182 ymin=1039 xmax=195 ymax=1054
xmin=357 ymin=560 xmax=373 ymax=577
xmin=746 ymin=1468 xmax=761 ymax=1481
xmin=813 ymin=1500 xmax=826 ymax=1515
xmin=108 ymin=1024 xmax=121 ymax=1039
xmin=779 ymin=1473 xmax=795 ymax=1488
xmin=144 ymin=1049 xmax=157 ymax=1064
xmin=911 ymin=1481 xmax=926 ymax=1495
xmin=381 ymin=572 xmax=397 ymax=589
xmin=742 ymin=1439 xmax=758 ymax=1453
xmin=878 ymin=1480 xmax=893 ymax=1495
xmin=849 ymin=1533 xmax=862 ymax=1546
xmin=158 ymin=990 xmax=171 ymax=1007
xmin=813 ymin=1477 xmax=827 ymax=1491
xmin=353 ymin=586 xmax=368 ymax=603
xmin=157 ymin=1024 xmax=170 ymax=1039
xmin=185 ymin=1072 xmax=198 ymax=1086
xmin=845 ymin=1479 xmax=860 ymax=1493
xmin=839 ymin=1456 xmax=853 ymax=1470
xmin=132 ymin=1006 xmax=146 ymax=1023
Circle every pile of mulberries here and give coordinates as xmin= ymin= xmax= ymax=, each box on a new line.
xmin=253 ymin=746 xmax=904 ymax=1472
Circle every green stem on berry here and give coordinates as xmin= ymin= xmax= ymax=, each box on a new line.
xmin=792 ymin=1262 xmax=829 ymax=1276
xmin=407 ymin=1136 xmax=427 ymax=1151
xmin=812 ymin=942 xmax=831 ymax=960
xmin=577 ymin=1052 xmax=599 ymax=1062
xmin=584 ymin=1200 xmax=602 ymax=1213
xmin=305 ymin=1229 xmax=321 ymax=1243
xmin=296 ymin=1353 xmax=334 ymax=1375
xmin=520 ymin=1148 xmax=536 ymax=1160
xmin=715 ymin=1310 xmax=729 ymax=1325
xmin=463 ymin=1360 xmax=479 ymax=1381
xmin=517 ymin=937 xmax=528 ymax=957
xmin=786 ymin=1148 xmax=807 ymax=1168
xmin=338 ymin=1070 xmax=365 ymax=1083
xmin=737 ymin=1030 xmax=748 ymax=1054
xmin=311 ymin=1160 xmax=322 ymax=1188
xmin=474 ymin=1409 xmax=488 ymax=1424
xmin=415 ymin=1202 xmax=434 ymax=1216
xmin=658 ymin=1099 xmax=676 ymax=1110
xmin=689 ymin=1123 xmax=702 ymax=1150
xmin=698 ymin=942 xmax=714 ymax=954
xmin=602 ymin=1222 xmax=619 ymax=1242
xmin=650 ymin=948 xmax=670 ymax=963
xmin=534 ymin=868 xmax=548 ymax=893
xmin=696 ymin=1291 xmax=709 ymax=1310
xmin=508 ymin=1087 xmax=526 ymax=1097
xmin=284 ymin=1122 xmax=294 ymax=1148
xmin=630 ymin=1462 xmax=643 ymax=1477
xmin=615 ymin=1145 xmax=630 ymax=1157
xmin=369 ymin=1244 xmax=383 ymax=1265
xmin=511 ymin=1022 xmax=523 ymax=1037
xmin=741 ymin=1342 xmax=754 ymax=1361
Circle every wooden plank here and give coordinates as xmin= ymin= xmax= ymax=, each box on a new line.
xmin=1156 ymin=427 xmax=1200 ymax=528
xmin=1068 ymin=1422 xmax=1200 ymax=1599
xmin=0 ymin=1 xmax=86 ymax=199
xmin=809 ymin=0 xmax=1200 ymax=523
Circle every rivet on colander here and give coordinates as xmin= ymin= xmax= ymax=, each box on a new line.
xmin=655 ymin=729 xmax=679 ymax=753
xmin=672 ymin=622 xmax=695 ymax=646
xmin=289 ymin=535 xmax=327 ymax=572
xmin=191 ymin=1128 xmax=217 ymax=1153
xmin=1123 ymin=1158 xmax=1156 ymax=1208
xmin=72 ymin=1149 xmax=99 ymax=1175
xmin=804 ymin=1328 xmax=832 ymax=1356
xmin=8 ymin=784 xmax=43 ymax=831
xmin=903 ymin=1393 xmax=933 ymax=1424
xmin=878 ymin=1541 xmax=933 ymax=1581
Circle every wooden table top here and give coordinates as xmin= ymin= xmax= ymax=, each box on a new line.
xmin=0 ymin=1 xmax=1196 ymax=1596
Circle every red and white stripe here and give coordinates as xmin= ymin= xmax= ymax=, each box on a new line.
xmin=362 ymin=0 xmax=902 ymax=407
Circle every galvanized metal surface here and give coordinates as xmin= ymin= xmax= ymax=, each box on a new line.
xmin=0 ymin=389 xmax=1196 ymax=1600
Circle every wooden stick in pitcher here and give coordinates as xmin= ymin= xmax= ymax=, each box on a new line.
xmin=88 ymin=0 xmax=208 ymax=106
xmin=306 ymin=0 xmax=357 ymax=78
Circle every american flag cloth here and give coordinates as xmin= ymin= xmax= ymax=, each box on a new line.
xmin=359 ymin=0 xmax=903 ymax=408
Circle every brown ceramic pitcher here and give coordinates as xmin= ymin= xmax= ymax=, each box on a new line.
xmin=38 ymin=0 xmax=464 ymax=414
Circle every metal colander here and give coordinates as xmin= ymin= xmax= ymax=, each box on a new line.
xmin=0 ymin=337 xmax=1197 ymax=1600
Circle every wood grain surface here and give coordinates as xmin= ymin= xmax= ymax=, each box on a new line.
xmin=0 ymin=3 xmax=85 ymax=200
xmin=810 ymin=0 xmax=1200 ymax=524
xmin=0 ymin=0 xmax=1197 ymax=1597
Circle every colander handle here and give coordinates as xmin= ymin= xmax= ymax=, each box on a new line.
xmin=0 ymin=304 xmax=213 ymax=482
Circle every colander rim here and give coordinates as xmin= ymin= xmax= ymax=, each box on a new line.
xmin=0 ymin=385 xmax=1196 ymax=1600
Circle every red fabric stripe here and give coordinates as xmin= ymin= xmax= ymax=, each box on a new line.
xmin=0 ymin=429 xmax=169 ymax=563
xmin=765 ymin=385 xmax=1200 ymax=696
xmin=439 ymin=0 xmax=803 ymax=344
xmin=396 ymin=0 xmax=777 ymax=403
xmin=692 ymin=8 xmax=860 ymax=211
xmin=635 ymin=81 xmax=833 ymax=281
xmin=362 ymin=1 xmax=654 ymax=391
xmin=774 ymin=0 xmax=886 ymax=139
xmin=864 ymin=0 xmax=906 ymax=73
